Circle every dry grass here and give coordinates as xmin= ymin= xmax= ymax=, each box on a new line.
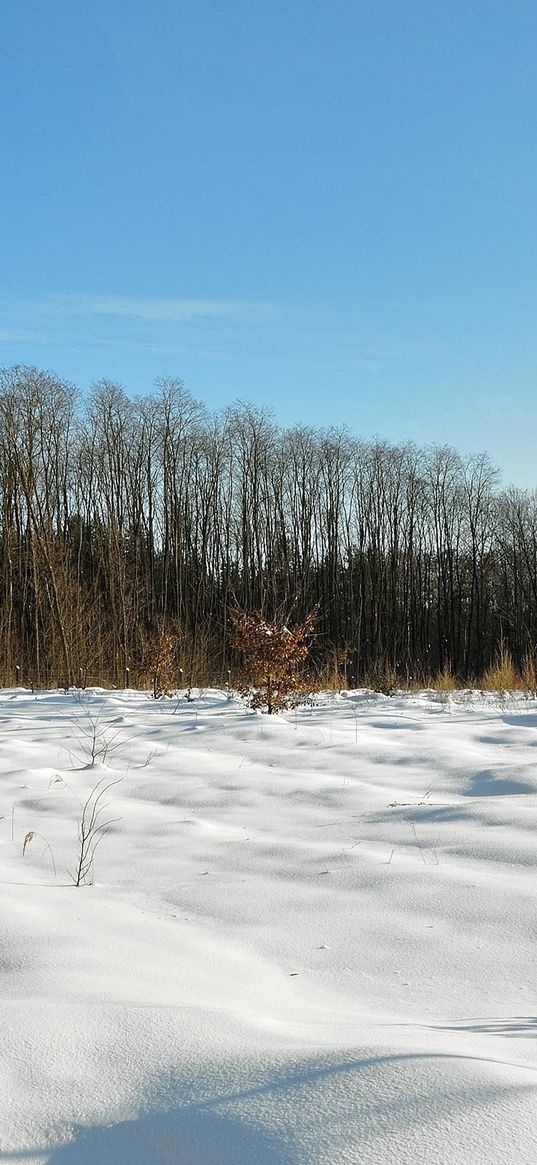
xmin=394 ymin=667 xmax=457 ymax=693
xmin=481 ymin=647 xmax=524 ymax=692
xmin=365 ymin=664 xmax=398 ymax=695
xmin=429 ymin=667 xmax=458 ymax=692
xmin=5 ymin=643 xmax=537 ymax=699
xmin=315 ymin=650 xmax=351 ymax=692
xmin=521 ymin=655 xmax=537 ymax=696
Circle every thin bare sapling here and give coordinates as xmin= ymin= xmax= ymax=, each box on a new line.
xmin=71 ymin=776 xmax=121 ymax=887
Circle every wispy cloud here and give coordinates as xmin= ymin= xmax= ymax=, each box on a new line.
xmin=0 ymin=291 xmax=412 ymax=373
xmin=0 ymin=292 xmax=301 ymax=366
xmin=19 ymin=293 xmax=281 ymax=325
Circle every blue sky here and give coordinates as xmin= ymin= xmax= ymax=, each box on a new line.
xmin=2 ymin=0 xmax=537 ymax=485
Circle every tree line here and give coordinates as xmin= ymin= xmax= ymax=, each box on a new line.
xmin=0 ymin=363 xmax=535 ymax=690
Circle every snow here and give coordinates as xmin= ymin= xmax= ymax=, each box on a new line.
xmin=2 ymin=686 xmax=537 ymax=1163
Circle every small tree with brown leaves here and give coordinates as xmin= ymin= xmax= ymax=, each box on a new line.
xmin=144 ymin=628 xmax=178 ymax=698
xmin=230 ymin=607 xmax=316 ymax=714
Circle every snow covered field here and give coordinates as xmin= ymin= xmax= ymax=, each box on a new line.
xmin=3 ymin=686 xmax=537 ymax=1163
